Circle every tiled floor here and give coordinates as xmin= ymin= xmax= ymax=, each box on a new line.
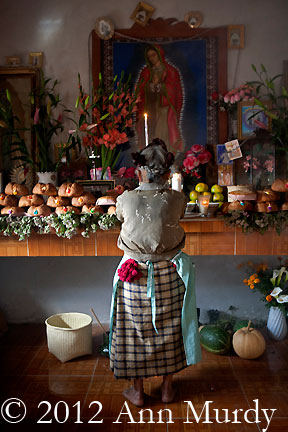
xmin=0 ymin=324 xmax=288 ymax=431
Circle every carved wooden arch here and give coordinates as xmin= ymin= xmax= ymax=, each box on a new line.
xmin=92 ymin=17 xmax=228 ymax=145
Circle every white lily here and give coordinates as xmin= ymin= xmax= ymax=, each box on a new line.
xmin=276 ymin=295 xmax=288 ymax=303
xmin=270 ymin=267 xmax=288 ymax=287
xmin=270 ymin=287 xmax=283 ymax=297
xmin=270 ymin=287 xmax=288 ymax=303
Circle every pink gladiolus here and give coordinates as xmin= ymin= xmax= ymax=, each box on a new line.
xmin=234 ymin=94 xmax=240 ymax=102
xmin=68 ymin=129 xmax=76 ymax=134
xmin=224 ymin=95 xmax=230 ymax=103
xmin=33 ymin=107 xmax=40 ymax=124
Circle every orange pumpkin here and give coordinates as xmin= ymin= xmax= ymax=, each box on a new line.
xmin=232 ymin=320 xmax=266 ymax=359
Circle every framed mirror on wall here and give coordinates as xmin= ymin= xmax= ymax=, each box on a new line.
xmin=92 ymin=18 xmax=228 ymax=171
xmin=0 ymin=67 xmax=39 ymax=190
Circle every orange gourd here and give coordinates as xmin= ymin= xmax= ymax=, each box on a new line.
xmin=232 ymin=320 xmax=266 ymax=359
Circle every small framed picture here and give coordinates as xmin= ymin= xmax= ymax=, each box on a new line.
xmin=76 ymin=180 xmax=115 ymax=198
xmin=225 ymin=139 xmax=242 ymax=161
xmin=184 ymin=11 xmax=203 ymax=29
xmin=6 ymin=56 xmax=21 ymax=66
xmin=131 ymin=2 xmax=155 ymax=27
xmin=94 ymin=16 xmax=114 ymax=40
xmin=237 ymin=101 xmax=271 ymax=139
xmin=29 ymin=52 xmax=43 ymax=68
xmin=227 ymin=25 xmax=244 ymax=49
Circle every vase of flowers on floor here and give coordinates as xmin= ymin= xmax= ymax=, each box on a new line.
xmin=244 ymin=262 xmax=288 ymax=341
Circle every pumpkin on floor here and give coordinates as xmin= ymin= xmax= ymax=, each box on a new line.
xmin=232 ymin=320 xmax=266 ymax=359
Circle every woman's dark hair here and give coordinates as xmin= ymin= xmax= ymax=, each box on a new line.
xmin=132 ymin=138 xmax=175 ymax=182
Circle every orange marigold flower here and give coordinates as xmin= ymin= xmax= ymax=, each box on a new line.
xmin=266 ymin=295 xmax=272 ymax=302
xmin=243 ymin=279 xmax=248 ymax=284
xmin=250 ymin=284 xmax=255 ymax=289
xmin=254 ymin=278 xmax=260 ymax=283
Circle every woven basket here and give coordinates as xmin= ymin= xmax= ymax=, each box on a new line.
xmin=45 ymin=312 xmax=92 ymax=363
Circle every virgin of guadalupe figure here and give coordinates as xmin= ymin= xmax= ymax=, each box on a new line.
xmin=135 ymin=45 xmax=184 ymax=154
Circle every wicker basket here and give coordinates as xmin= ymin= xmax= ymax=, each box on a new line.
xmin=45 ymin=312 xmax=92 ymax=363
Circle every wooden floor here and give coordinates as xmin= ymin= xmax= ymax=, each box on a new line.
xmin=0 ymin=324 xmax=288 ymax=431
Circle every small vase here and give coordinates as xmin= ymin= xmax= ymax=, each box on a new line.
xmin=267 ymin=306 xmax=288 ymax=341
xmin=37 ymin=171 xmax=57 ymax=186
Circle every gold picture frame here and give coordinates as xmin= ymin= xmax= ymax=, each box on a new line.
xmin=6 ymin=56 xmax=21 ymax=66
xmin=184 ymin=11 xmax=203 ymax=29
xmin=237 ymin=101 xmax=271 ymax=140
xmin=130 ymin=2 xmax=155 ymax=27
xmin=228 ymin=25 xmax=244 ymax=49
xmin=29 ymin=52 xmax=43 ymax=68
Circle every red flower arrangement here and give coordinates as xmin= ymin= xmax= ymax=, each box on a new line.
xmin=181 ymin=144 xmax=212 ymax=179
xmin=118 ymin=259 xmax=143 ymax=283
xmin=68 ymin=73 xmax=140 ymax=178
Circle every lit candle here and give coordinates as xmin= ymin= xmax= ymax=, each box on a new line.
xmin=198 ymin=195 xmax=210 ymax=216
xmin=171 ymin=173 xmax=182 ymax=192
xmin=144 ymin=112 xmax=149 ymax=146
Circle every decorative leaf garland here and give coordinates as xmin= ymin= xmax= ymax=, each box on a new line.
xmin=0 ymin=213 xmax=120 ymax=241
xmin=223 ymin=211 xmax=288 ymax=235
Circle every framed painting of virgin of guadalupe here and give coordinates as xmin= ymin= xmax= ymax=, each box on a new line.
xmin=92 ymin=18 xmax=227 ymax=166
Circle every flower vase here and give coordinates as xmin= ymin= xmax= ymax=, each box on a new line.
xmin=267 ymin=306 xmax=288 ymax=341
xmin=36 ymin=171 xmax=57 ymax=186
xmin=228 ymin=110 xmax=238 ymax=140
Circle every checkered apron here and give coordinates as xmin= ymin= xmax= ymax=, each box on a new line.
xmin=109 ymin=260 xmax=187 ymax=379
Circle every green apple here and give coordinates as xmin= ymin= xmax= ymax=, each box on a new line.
xmin=189 ymin=190 xmax=199 ymax=201
xmin=213 ymin=193 xmax=224 ymax=202
xmin=211 ymin=184 xmax=223 ymax=193
xmin=195 ymin=183 xmax=209 ymax=193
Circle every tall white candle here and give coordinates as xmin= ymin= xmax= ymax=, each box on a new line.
xmin=144 ymin=112 xmax=148 ymax=146
xmin=171 ymin=173 xmax=182 ymax=192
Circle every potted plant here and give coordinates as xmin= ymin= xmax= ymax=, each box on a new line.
xmin=1 ymin=71 xmax=66 ymax=185
xmin=246 ymin=64 xmax=288 ymax=152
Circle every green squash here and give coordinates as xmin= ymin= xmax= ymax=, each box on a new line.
xmin=200 ymin=325 xmax=231 ymax=355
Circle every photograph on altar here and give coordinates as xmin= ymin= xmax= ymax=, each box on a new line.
xmin=111 ymin=39 xmax=214 ymax=162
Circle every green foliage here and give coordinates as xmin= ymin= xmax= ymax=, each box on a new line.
xmin=223 ymin=210 xmax=288 ymax=235
xmin=0 ymin=212 xmax=120 ymax=241
xmin=0 ymin=71 xmax=67 ymax=173
xmin=31 ymin=71 xmax=66 ymax=171
xmin=0 ymin=89 xmax=34 ymax=168
xmin=247 ymin=64 xmax=288 ymax=151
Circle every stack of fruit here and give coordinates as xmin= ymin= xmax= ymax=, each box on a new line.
xmin=188 ymin=183 xmax=225 ymax=206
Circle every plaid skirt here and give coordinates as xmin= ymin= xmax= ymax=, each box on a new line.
xmin=110 ymin=260 xmax=187 ymax=379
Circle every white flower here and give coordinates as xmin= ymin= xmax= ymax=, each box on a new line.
xmin=270 ymin=287 xmax=288 ymax=303
xmin=270 ymin=267 xmax=288 ymax=286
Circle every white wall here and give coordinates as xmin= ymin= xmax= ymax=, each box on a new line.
xmin=0 ymin=0 xmax=287 ymax=324
xmin=1 ymin=0 xmax=287 ymax=114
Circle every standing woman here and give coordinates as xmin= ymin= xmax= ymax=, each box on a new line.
xmin=109 ymin=138 xmax=201 ymax=407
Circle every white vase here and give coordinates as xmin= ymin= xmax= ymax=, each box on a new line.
xmin=267 ymin=306 xmax=288 ymax=341
xmin=36 ymin=172 xmax=57 ymax=186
